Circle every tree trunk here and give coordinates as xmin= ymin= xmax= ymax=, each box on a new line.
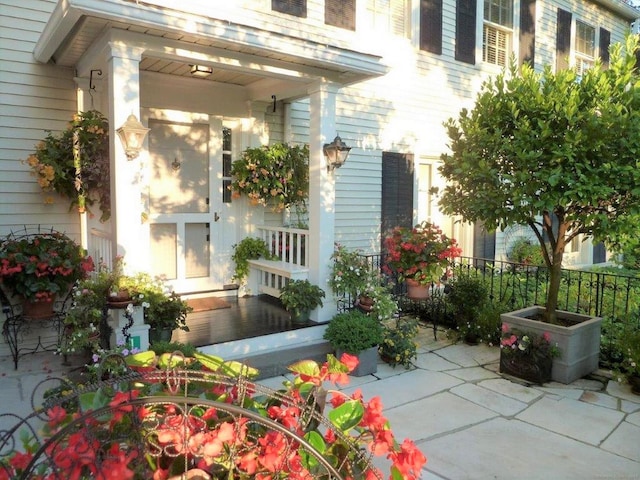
xmin=545 ymin=245 xmax=565 ymax=324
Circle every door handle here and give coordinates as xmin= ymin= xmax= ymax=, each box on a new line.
xmin=214 ymin=212 xmax=220 ymax=222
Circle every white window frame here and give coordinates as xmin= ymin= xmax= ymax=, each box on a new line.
xmin=482 ymin=0 xmax=514 ymax=67
xmin=574 ymin=20 xmax=595 ymax=78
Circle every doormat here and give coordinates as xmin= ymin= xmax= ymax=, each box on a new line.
xmin=187 ymin=297 xmax=232 ymax=313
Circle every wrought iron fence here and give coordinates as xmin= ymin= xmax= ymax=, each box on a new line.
xmin=357 ymin=253 xmax=640 ymax=325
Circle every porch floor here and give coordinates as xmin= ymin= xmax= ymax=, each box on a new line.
xmin=172 ymin=294 xmax=322 ymax=347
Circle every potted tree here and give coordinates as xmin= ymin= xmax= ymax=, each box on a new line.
xmin=323 ymin=310 xmax=384 ymax=376
xmin=437 ymin=36 xmax=640 ymax=383
xmin=278 ymin=279 xmax=325 ymax=323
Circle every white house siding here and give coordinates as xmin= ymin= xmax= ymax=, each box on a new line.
xmin=0 ymin=0 xmax=82 ymax=240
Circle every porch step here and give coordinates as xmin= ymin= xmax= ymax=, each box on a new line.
xmin=197 ymin=325 xmax=332 ymax=380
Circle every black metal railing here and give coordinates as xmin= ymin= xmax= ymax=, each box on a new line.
xmin=355 ymin=253 xmax=640 ymax=324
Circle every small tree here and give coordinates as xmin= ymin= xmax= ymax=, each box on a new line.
xmin=438 ymin=36 xmax=640 ymax=323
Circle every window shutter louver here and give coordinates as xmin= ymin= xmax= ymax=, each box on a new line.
xmin=272 ymin=0 xmax=307 ymax=18
xmin=420 ymin=0 xmax=443 ymax=54
xmin=599 ymin=28 xmax=610 ymax=66
xmin=556 ymin=8 xmax=571 ymax=71
xmin=326 ymin=0 xmax=355 ymax=30
xmin=456 ymin=0 xmax=477 ymax=64
xmin=519 ymin=0 xmax=536 ymax=67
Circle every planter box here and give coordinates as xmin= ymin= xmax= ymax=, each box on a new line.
xmin=499 ymin=349 xmax=552 ymax=385
xmin=337 ymin=346 xmax=378 ymax=377
xmin=501 ymin=306 xmax=602 ymax=384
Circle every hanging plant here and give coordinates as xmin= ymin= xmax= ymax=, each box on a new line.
xmin=24 ymin=110 xmax=111 ymax=221
xmin=229 ymin=142 xmax=309 ymax=212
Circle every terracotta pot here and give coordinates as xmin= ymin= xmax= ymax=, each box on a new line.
xmin=22 ymin=299 xmax=55 ymax=319
xmin=357 ymin=295 xmax=374 ymax=312
xmin=406 ymin=278 xmax=430 ymax=300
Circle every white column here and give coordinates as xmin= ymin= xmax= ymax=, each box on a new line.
xmin=308 ymin=80 xmax=339 ymax=322
xmin=106 ymin=43 xmax=148 ymax=273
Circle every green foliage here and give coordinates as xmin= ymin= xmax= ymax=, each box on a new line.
xmin=367 ymin=285 xmax=398 ymax=322
xmin=447 ymin=275 xmax=488 ymax=324
xmin=323 ymin=310 xmax=384 ymax=354
xmin=231 ymin=237 xmax=274 ymax=283
xmin=379 ymin=317 xmax=419 ymax=369
xmin=229 ymin=143 xmax=309 ymax=213
xmin=328 ymin=244 xmax=371 ymax=298
xmin=279 ymin=279 xmax=325 ymax=317
xmin=507 ymin=238 xmax=545 ymax=266
xmin=438 ymin=35 xmax=640 ymax=322
xmin=143 ymin=289 xmax=192 ymax=331
xmin=149 ymin=340 xmax=197 ymax=357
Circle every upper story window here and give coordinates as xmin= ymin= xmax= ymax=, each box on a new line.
xmin=368 ymin=0 xmax=409 ymax=37
xmin=272 ymin=0 xmax=306 ymax=18
xmin=326 ymin=0 xmax=356 ymax=30
xmin=483 ymin=0 xmax=513 ymax=67
xmin=575 ymin=21 xmax=595 ymax=77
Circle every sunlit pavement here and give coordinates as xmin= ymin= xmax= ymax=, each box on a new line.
xmin=1 ymin=325 xmax=639 ymax=479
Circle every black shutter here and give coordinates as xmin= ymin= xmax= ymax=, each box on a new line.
xmin=381 ymin=152 xmax=414 ymax=243
xmin=519 ymin=0 xmax=536 ymax=67
xmin=599 ymin=28 xmax=610 ymax=67
xmin=556 ymin=9 xmax=571 ymax=71
xmin=456 ymin=0 xmax=477 ymax=64
xmin=473 ymin=222 xmax=496 ymax=260
xmin=326 ymin=0 xmax=355 ymax=30
xmin=272 ymin=0 xmax=307 ymax=18
xmin=420 ymin=0 xmax=443 ymax=55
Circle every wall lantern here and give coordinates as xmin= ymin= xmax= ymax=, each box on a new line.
xmin=190 ymin=64 xmax=213 ymax=78
xmin=323 ymin=135 xmax=351 ymax=171
xmin=116 ymin=114 xmax=150 ymax=160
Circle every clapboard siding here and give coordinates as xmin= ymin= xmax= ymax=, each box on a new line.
xmin=0 ymin=0 xmax=78 ymax=240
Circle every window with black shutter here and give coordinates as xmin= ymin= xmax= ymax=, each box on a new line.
xmin=599 ymin=28 xmax=610 ymax=66
xmin=519 ymin=0 xmax=536 ymax=67
xmin=456 ymin=0 xmax=477 ymax=64
xmin=326 ymin=0 xmax=355 ymax=30
xmin=420 ymin=0 xmax=443 ymax=55
xmin=272 ymin=0 xmax=307 ymax=18
xmin=381 ymin=152 xmax=414 ymax=245
xmin=556 ymin=9 xmax=571 ymax=71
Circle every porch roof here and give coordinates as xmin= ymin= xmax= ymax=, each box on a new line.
xmin=34 ymin=0 xmax=388 ymax=103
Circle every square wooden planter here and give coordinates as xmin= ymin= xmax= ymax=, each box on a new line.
xmin=501 ymin=306 xmax=602 ymax=384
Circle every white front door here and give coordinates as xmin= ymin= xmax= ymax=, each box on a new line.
xmin=147 ymin=117 xmax=235 ymax=292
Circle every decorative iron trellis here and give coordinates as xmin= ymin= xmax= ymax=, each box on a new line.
xmin=0 ymin=357 xmax=382 ymax=479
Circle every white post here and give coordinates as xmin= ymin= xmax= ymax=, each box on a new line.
xmin=106 ymin=43 xmax=148 ymax=273
xmin=308 ymin=80 xmax=340 ymax=322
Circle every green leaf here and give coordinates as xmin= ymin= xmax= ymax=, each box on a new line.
xmin=288 ymin=359 xmax=321 ymax=377
xmin=301 ymin=430 xmax=326 ymax=469
xmin=328 ymin=399 xmax=364 ymax=432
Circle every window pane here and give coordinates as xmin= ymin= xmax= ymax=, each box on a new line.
xmin=483 ymin=25 xmax=509 ymax=66
xmin=576 ymin=21 xmax=594 ymax=56
xmin=484 ymin=0 xmax=512 ymax=28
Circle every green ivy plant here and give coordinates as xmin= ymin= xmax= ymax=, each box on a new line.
xmin=231 ymin=237 xmax=274 ymax=284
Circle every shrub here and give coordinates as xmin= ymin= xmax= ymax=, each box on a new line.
xmin=379 ymin=317 xmax=419 ymax=369
xmin=324 ymin=310 xmax=384 ymax=354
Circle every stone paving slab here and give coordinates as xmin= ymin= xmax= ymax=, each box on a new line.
xmin=516 ymin=396 xmax=625 ymax=445
xmin=435 ymin=344 xmax=498 ymax=368
xmin=341 ymin=369 xmax=463 ymax=409
xmin=383 ymin=391 xmax=497 ymax=443
xmin=423 ymin=417 xmax=640 ymax=480
xmin=446 ymin=366 xmax=500 ymax=382
xmin=451 ymin=383 xmax=529 ymax=416
xmin=412 ymin=352 xmax=460 ymax=371
xmin=477 ymin=378 xmax=545 ymax=403
xmin=600 ymin=420 xmax=640 ymax=462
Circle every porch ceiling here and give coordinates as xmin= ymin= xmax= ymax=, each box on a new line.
xmin=35 ymin=0 xmax=387 ymax=103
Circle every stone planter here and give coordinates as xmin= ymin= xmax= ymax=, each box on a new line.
xmin=337 ymin=345 xmax=378 ymax=377
xmin=500 ymin=306 xmax=602 ymax=384
xmin=499 ymin=349 xmax=552 ymax=385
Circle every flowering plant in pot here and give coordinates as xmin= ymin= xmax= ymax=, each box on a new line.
xmin=0 ymin=231 xmax=94 ymax=308
xmin=279 ymin=279 xmax=325 ymax=322
xmin=23 ymin=110 xmax=111 ymax=221
xmin=328 ymin=244 xmax=371 ymax=299
xmin=0 ymin=352 xmax=426 ymax=479
xmin=382 ymin=221 xmax=461 ymax=287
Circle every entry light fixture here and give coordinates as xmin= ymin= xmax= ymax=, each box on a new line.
xmin=116 ymin=114 xmax=150 ymax=160
xmin=190 ymin=64 xmax=213 ymax=78
xmin=323 ymin=135 xmax=351 ymax=171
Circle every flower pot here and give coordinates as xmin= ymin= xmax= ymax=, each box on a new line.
xmin=499 ymin=349 xmax=552 ymax=385
xmin=337 ymin=346 xmax=378 ymax=376
xmin=406 ymin=278 xmax=430 ymax=300
xmin=501 ymin=306 xmax=602 ymax=384
xmin=628 ymin=374 xmax=640 ymax=395
xmin=149 ymin=327 xmax=173 ymax=344
xmin=22 ymin=299 xmax=55 ymax=319
xmin=357 ymin=295 xmax=374 ymax=313
xmin=290 ymin=309 xmax=310 ymax=324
